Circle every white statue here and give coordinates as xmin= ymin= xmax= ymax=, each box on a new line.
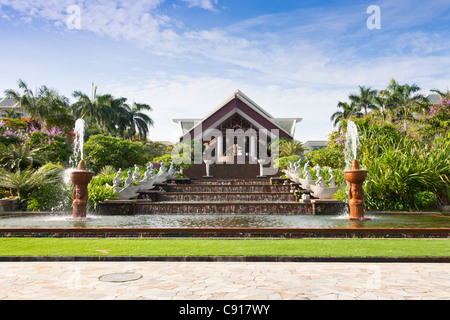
xmin=113 ymin=169 xmax=122 ymax=188
xmin=303 ymin=165 xmax=313 ymax=181
xmin=316 ymin=176 xmax=326 ymax=188
xmin=309 ymin=167 xmax=342 ymax=200
xmin=141 ymin=163 xmax=154 ymax=182
xmin=132 ymin=164 xmax=141 ymax=182
xmin=125 ymin=169 xmax=134 ymax=186
xmin=328 ymin=168 xmax=336 ymax=188
xmin=301 ymin=193 xmax=311 ymax=202
xmin=167 ymin=162 xmax=180 ymax=180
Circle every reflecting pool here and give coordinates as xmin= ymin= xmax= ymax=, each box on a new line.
xmin=0 ymin=213 xmax=449 ymax=229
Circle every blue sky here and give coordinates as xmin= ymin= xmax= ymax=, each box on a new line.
xmin=1 ymin=0 xmax=449 ymax=143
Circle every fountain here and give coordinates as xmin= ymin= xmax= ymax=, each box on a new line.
xmin=344 ymin=121 xmax=369 ymax=221
xmin=70 ymin=160 xmax=94 ymax=220
xmin=69 ymin=119 xmax=94 ymax=220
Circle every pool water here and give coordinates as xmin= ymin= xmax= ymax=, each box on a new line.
xmin=1 ymin=213 xmax=449 ymax=229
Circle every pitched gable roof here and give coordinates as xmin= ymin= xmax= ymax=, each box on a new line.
xmin=174 ymin=90 xmax=302 ymax=141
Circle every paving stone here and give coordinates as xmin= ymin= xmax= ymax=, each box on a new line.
xmin=0 ymin=262 xmax=449 ymax=300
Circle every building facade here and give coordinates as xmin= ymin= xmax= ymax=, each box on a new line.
xmin=173 ymin=90 xmax=302 ymax=178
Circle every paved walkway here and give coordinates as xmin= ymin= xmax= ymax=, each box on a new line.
xmin=0 ymin=262 xmax=448 ymax=300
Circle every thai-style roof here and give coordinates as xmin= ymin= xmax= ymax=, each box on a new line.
xmin=173 ymin=90 xmax=302 ymax=141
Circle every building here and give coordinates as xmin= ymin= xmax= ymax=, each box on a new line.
xmin=0 ymin=97 xmax=23 ymax=118
xmin=303 ymin=140 xmax=328 ymax=155
xmin=173 ymin=90 xmax=302 ymax=178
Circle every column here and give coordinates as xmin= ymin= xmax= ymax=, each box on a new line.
xmin=217 ymin=135 xmax=223 ymax=163
xmin=250 ymin=135 xmax=257 ymax=163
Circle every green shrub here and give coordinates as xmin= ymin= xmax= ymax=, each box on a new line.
xmin=413 ymin=191 xmax=437 ymax=210
xmin=87 ymin=184 xmax=118 ymax=211
xmin=357 ymin=119 xmax=449 ymax=211
xmin=306 ymin=147 xmax=345 ymax=169
xmin=27 ymin=183 xmax=72 ymax=212
xmin=27 ymin=131 xmax=72 ymax=164
xmin=83 ymin=134 xmax=147 ymax=173
xmin=273 ymin=155 xmax=302 ymax=170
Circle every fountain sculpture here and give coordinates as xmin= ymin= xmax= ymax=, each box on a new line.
xmin=69 ymin=119 xmax=94 ymax=220
xmin=344 ymin=121 xmax=369 ymax=220
xmin=309 ymin=167 xmax=342 ymax=200
xmin=344 ymin=159 xmax=368 ymax=220
xmin=70 ymin=160 xmax=94 ymax=220
xmin=108 ymin=161 xmax=181 ymax=200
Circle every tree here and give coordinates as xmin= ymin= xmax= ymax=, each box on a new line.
xmin=387 ymin=79 xmax=423 ymax=130
xmin=5 ymin=79 xmax=71 ymax=128
xmin=349 ymin=86 xmax=378 ymax=117
xmin=330 ymin=101 xmax=362 ymax=129
xmin=71 ymin=85 xmax=112 ymax=130
xmin=279 ymin=139 xmax=305 ymax=157
xmin=126 ymin=102 xmax=153 ymax=140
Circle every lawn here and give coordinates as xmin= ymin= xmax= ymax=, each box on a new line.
xmin=0 ymin=238 xmax=449 ymax=258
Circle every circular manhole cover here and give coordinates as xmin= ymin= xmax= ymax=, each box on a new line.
xmin=98 ymin=273 xmax=143 ymax=283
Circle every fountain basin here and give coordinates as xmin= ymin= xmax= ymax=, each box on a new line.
xmin=0 ymin=213 xmax=448 ymax=238
xmin=344 ymin=169 xmax=368 ymax=184
xmin=69 ymin=170 xmax=94 ymax=185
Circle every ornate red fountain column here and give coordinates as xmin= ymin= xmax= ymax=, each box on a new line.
xmin=344 ymin=159 xmax=369 ymax=221
xmin=70 ymin=160 xmax=94 ymax=220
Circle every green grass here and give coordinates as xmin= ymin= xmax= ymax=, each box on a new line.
xmin=0 ymin=238 xmax=449 ymax=257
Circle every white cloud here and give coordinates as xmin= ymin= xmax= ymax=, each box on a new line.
xmin=181 ymin=0 xmax=218 ymax=11
xmin=1 ymin=0 xmax=449 ymax=143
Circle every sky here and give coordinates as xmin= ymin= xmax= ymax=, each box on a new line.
xmin=1 ymin=0 xmax=449 ymax=143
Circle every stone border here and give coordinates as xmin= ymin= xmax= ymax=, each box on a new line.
xmin=0 ymin=227 xmax=449 ymax=238
xmin=0 ymin=256 xmax=448 ymax=263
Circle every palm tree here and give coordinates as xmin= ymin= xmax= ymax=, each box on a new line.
xmin=126 ymin=102 xmax=154 ymax=140
xmin=330 ymin=101 xmax=362 ymax=129
xmin=104 ymin=96 xmax=130 ymax=137
xmin=279 ymin=140 xmax=305 ymax=157
xmin=349 ymin=86 xmax=378 ymax=117
xmin=71 ymin=88 xmax=112 ymax=130
xmin=388 ymin=79 xmax=423 ymax=130
xmin=5 ymin=79 xmax=71 ymax=128
xmin=371 ymin=88 xmax=397 ymax=121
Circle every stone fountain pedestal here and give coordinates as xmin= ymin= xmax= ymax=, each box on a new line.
xmin=70 ymin=160 xmax=94 ymax=220
xmin=344 ymin=160 xmax=370 ymax=221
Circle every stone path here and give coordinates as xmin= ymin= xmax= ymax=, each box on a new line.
xmin=0 ymin=262 xmax=448 ymax=300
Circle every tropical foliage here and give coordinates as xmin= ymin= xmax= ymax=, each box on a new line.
xmin=320 ymin=79 xmax=450 ymax=211
xmin=83 ymin=134 xmax=148 ymax=173
xmin=0 ymin=163 xmax=63 ymax=207
xmin=0 ymin=79 xmax=159 ymax=211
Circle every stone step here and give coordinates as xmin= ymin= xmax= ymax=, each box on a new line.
xmin=163 ymin=184 xmax=292 ymax=193
xmin=157 ymin=192 xmax=295 ymax=202
xmin=192 ymin=179 xmax=271 ymax=185
xmin=99 ymin=200 xmax=346 ymax=215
